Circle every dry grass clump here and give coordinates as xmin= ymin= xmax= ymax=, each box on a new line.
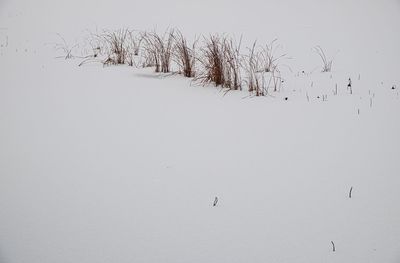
xmin=142 ymin=30 xmax=175 ymax=73
xmin=173 ymin=30 xmax=197 ymax=78
xmin=78 ymin=29 xmax=143 ymax=67
xmin=102 ymin=28 xmax=129 ymax=66
xmin=72 ymin=28 xmax=298 ymax=97
xmin=224 ymin=37 xmax=242 ymax=91
xmin=196 ymin=34 xmax=242 ymax=91
xmin=196 ymin=35 xmax=225 ymax=86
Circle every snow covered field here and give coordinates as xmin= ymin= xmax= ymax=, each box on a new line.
xmin=1 ymin=0 xmax=400 ymax=262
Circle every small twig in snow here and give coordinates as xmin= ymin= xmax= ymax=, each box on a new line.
xmin=331 ymin=241 xmax=336 ymax=252
xmin=347 ymin=78 xmax=352 ymax=94
xmin=213 ymin=196 xmax=219 ymax=207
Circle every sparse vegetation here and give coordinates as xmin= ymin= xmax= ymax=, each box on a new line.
xmin=262 ymin=39 xmax=286 ymax=73
xmin=126 ymin=30 xmax=143 ymax=67
xmin=262 ymin=40 xmax=285 ymax=92
xmin=243 ymin=41 xmax=267 ymax=96
xmin=242 ymin=40 xmax=286 ymax=96
xmin=54 ymin=33 xmax=78 ymax=59
xmin=314 ymin=46 xmax=333 ymax=72
xmin=67 ymin=28 xmax=351 ymax=98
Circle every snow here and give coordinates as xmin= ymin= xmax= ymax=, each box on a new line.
xmin=1 ymin=0 xmax=400 ymax=262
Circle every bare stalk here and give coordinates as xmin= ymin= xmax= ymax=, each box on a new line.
xmin=315 ymin=46 xmax=333 ymax=72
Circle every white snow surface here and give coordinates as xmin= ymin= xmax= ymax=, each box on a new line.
xmin=1 ymin=0 xmax=400 ymax=262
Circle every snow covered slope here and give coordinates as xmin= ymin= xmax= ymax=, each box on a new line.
xmin=0 ymin=0 xmax=400 ymax=262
